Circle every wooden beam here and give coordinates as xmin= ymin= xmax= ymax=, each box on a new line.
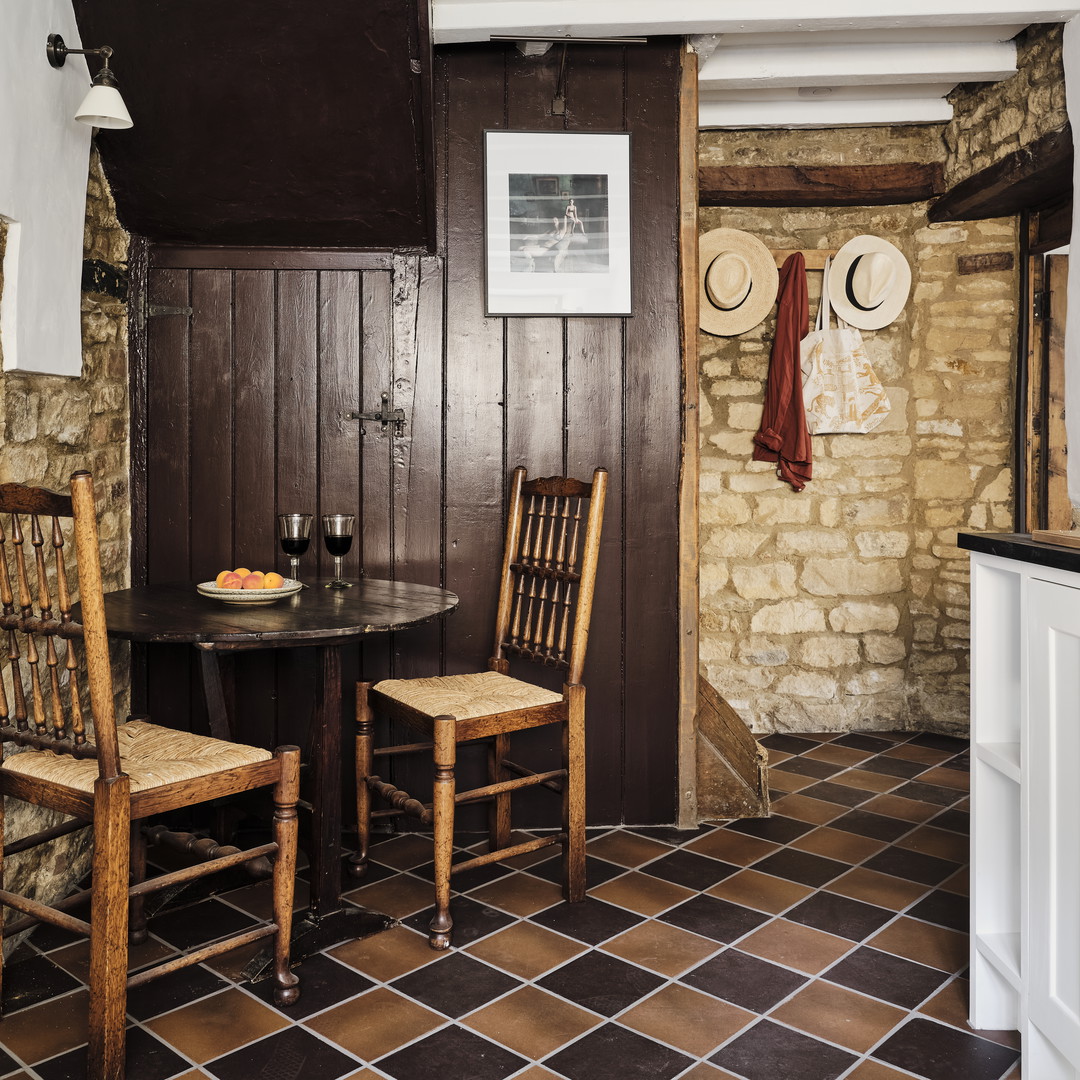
xmin=928 ymin=125 xmax=1073 ymax=223
xmin=699 ymin=161 xmax=945 ymax=207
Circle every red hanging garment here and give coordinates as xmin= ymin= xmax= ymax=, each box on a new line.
xmin=753 ymin=252 xmax=812 ymax=492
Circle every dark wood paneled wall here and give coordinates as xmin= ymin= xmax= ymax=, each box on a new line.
xmin=134 ymin=41 xmax=682 ymax=825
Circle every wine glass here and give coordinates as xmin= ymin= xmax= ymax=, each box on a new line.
xmin=322 ymin=514 xmax=355 ymax=588
xmin=277 ymin=513 xmax=313 ymax=585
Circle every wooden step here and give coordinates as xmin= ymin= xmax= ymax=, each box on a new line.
xmin=696 ymin=675 xmax=770 ymax=819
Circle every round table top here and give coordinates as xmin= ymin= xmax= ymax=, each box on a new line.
xmin=100 ymin=577 xmax=459 ymax=648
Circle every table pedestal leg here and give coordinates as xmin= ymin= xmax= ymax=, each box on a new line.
xmin=309 ymin=644 xmax=342 ymax=921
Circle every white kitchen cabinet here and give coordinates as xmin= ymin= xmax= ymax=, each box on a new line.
xmin=962 ymin=533 xmax=1080 ymax=1078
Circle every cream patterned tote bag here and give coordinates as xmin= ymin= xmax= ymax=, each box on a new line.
xmin=801 ymin=257 xmax=891 ymax=434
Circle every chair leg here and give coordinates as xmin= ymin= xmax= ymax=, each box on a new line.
xmin=88 ymin=776 xmax=131 ymax=1080
xmin=430 ymin=714 xmax=456 ymax=950
xmin=129 ymin=820 xmax=148 ymax=946
xmin=563 ymin=685 xmax=587 ymax=904
xmin=271 ymin=746 xmax=301 ymax=1007
xmin=349 ymin=681 xmax=375 ymax=879
xmin=488 ymin=733 xmax=511 ymax=852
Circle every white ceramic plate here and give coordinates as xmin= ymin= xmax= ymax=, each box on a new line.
xmin=196 ymin=579 xmax=303 ymax=605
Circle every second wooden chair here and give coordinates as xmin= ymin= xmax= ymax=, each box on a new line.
xmin=352 ymin=466 xmax=607 ymax=948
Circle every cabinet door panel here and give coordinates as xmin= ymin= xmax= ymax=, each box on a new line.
xmin=1029 ymin=577 xmax=1080 ymax=1066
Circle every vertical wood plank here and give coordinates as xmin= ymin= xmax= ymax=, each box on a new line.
xmin=621 ymin=42 xmax=682 ymax=825
xmin=232 ymin=270 xmax=279 ymax=744
xmin=564 ymin=45 xmax=629 ymax=825
xmin=145 ymin=269 xmax=194 ymax=729
xmin=1046 ymin=253 xmax=1070 ymax=530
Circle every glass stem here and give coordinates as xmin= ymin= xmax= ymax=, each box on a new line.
xmin=334 ymin=555 xmax=344 ymax=583
xmin=289 ymin=556 xmax=300 ymax=580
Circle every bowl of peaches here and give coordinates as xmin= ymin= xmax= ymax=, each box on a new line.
xmin=197 ymin=568 xmax=303 ymax=605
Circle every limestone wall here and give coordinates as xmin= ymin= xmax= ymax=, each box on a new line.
xmin=944 ymin=23 xmax=1067 ymax=187
xmin=0 ymin=148 xmax=130 ymax=951
xmin=698 ymin=129 xmax=1017 ymax=737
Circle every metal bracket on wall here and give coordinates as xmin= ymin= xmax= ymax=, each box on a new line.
xmin=346 ymin=392 xmax=406 ymax=436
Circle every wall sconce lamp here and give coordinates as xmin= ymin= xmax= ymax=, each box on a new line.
xmin=46 ymin=33 xmax=133 ymax=130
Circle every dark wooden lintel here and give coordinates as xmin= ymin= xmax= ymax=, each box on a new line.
xmin=149 ymin=246 xmax=398 ymax=271
xmin=699 ymin=162 xmax=945 ymax=207
xmin=929 ymin=125 xmax=1073 ymax=223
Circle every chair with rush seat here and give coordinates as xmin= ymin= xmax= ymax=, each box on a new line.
xmin=0 ymin=471 xmax=301 ymax=1080
xmin=352 ymin=466 xmax=607 ymax=948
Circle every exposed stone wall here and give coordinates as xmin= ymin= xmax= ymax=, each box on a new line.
xmin=0 ymin=148 xmax=130 ymax=953
xmin=697 ymin=128 xmax=1017 ymax=738
xmin=944 ymin=23 xmax=1067 ymax=187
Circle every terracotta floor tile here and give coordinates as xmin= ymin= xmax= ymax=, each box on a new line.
xmin=204 ymin=939 xmax=267 ymax=981
xmin=466 ymin=873 xmax=565 ymax=916
xmin=513 ymin=1069 xmax=561 ymax=1080
xmin=306 ymin=986 xmax=443 ymax=1061
xmin=791 ymin=826 xmax=887 ymax=864
xmin=463 ymin=984 xmax=599 ymax=1058
xmin=586 ymin=830 xmax=673 ymax=867
xmin=769 ymin=793 xmax=848 ymax=826
xmin=589 ymin=871 xmax=696 ymax=916
xmin=369 ymin=833 xmax=438 ymax=869
xmin=869 ymin=917 xmax=969 ymax=973
xmin=329 ymin=924 xmax=442 ymax=983
xmin=825 ymin=867 xmax=930 ymax=911
xmin=918 ymin=766 xmax=970 ymax=790
xmin=679 ymin=1064 xmax=742 ymax=1079
xmin=896 ymin=825 xmax=969 ymax=863
xmin=766 ymin=768 xmax=818 ymax=793
xmin=342 ymin=873 xmax=434 ymax=919
xmin=771 ymin=979 xmax=907 ymax=1052
xmin=845 ymin=1060 xmax=922 ymax=1080
xmin=882 ymin=744 xmax=955 ymax=765
xmin=619 ymin=982 xmax=755 ymax=1057
xmin=861 ymin=793 xmax=941 ymax=823
xmin=684 ymin=829 xmax=781 ymax=866
xmin=828 ymin=769 xmax=903 ymax=794
xmin=145 ymin=987 xmax=287 ymax=1064
xmin=940 ymin=865 xmax=970 ymax=896
xmin=465 ymin=921 xmax=587 ymax=980
xmin=708 ymin=1016 xmax=858 ymax=1079
xmin=918 ymin=979 xmax=1020 ymax=1048
xmin=601 ymin=920 xmax=718 ymax=977
xmin=804 ymin=744 xmax=875 ymax=766
xmin=0 ymin=989 xmax=90 ymax=1064
xmin=49 ymin=935 xmax=176 ymax=982
xmin=738 ymin=918 xmax=854 ymax=974
xmin=219 ymin=878 xmax=310 ymax=920
xmin=706 ymin=868 xmax=814 ymax=914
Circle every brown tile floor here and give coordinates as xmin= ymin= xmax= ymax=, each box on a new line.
xmin=0 ymin=731 xmax=1021 ymax=1080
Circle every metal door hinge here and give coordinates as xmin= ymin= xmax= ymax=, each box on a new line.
xmin=346 ymin=392 xmax=406 ymax=436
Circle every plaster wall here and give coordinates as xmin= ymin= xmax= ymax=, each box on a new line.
xmin=0 ymin=0 xmax=93 ymax=375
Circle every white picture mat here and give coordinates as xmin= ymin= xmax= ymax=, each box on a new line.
xmin=485 ymin=131 xmax=632 ymax=316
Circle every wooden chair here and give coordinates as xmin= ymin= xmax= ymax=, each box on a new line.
xmin=0 ymin=471 xmax=301 ymax=1080
xmin=352 ymin=466 xmax=607 ymax=949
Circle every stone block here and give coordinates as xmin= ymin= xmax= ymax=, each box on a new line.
xmin=775 ymin=529 xmax=849 ymax=555
xmin=855 ymin=531 xmax=911 ymax=558
xmin=777 ymin=672 xmax=838 ymax=699
xmin=750 ymin=600 xmax=826 ymax=634
xmin=914 ymin=459 xmax=977 ymax=501
xmin=802 ymin=558 xmax=903 ymax=597
xmin=700 ymin=491 xmax=752 ymax=526
xmin=845 ymin=667 xmax=905 ymax=695
xmin=754 ymin=495 xmax=813 ymax=525
xmin=732 ymin=563 xmax=798 ymax=600
xmin=729 ymin=402 xmax=764 ymax=431
xmin=828 ymin=601 xmax=901 ymax=633
xmin=863 ymin=633 xmax=908 ymax=664
xmin=801 ymin=635 xmax=861 ymax=668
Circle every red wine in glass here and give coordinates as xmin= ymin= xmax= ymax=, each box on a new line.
xmin=277 ymin=513 xmax=312 ymax=584
xmin=322 ymin=514 xmax=355 ymax=588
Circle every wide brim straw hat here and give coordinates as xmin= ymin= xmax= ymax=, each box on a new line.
xmin=699 ymin=228 xmax=779 ymax=337
xmin=828 ymin=235 xmax=911 ymax=330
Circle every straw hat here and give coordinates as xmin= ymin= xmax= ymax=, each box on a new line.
xmin=699 ymin=229 xmax=779 ymax=337
xmin=828 ymin=236 xmax=911 ymax=330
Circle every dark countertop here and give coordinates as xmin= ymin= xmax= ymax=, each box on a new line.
xmin=958 ymin=532 xmax=1080 ymax=575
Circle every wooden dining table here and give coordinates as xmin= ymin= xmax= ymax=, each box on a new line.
xmin=100 ymin=576 xmax=459 ymax=938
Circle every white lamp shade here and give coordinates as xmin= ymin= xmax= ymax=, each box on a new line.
xmin=75 ymin=84 xmax=133 ymax=130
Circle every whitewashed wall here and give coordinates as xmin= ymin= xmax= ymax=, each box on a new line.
xmin=0 ymin=0 xmax=91 ymax=376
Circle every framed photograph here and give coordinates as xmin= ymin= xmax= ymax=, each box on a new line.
xmin=484 ymin=131 xmax=632 ymax=316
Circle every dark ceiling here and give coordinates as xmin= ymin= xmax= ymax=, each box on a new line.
xmin=73 ymin=1 xmax=435 ymax=249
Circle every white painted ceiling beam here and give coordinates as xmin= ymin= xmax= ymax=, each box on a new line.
xmin=699 ymin=40 xmax=1017 ymax=89
xmin=432 ymin=0 xmax=1080 ymax=43
xmin=698 ymin=95 xmax=955 ymax=128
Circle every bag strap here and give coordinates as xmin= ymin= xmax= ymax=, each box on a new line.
xmin=815 ymin=257 xmax=832 ymax=331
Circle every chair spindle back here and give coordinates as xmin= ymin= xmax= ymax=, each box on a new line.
xmin=0 ymin=472 xmax=118 ymax=775
xmin=493 ymin=467 xmax=607 ymax=685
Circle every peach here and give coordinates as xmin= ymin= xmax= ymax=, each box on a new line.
xmin=214 ymin=570 xmax=232 ymax=588
xmin=263 ymin=572 xmax=285 ymax=589
xmin=233 ymin=567 xmax=252 ymax=579
xmin=242 ymin=572 xmax=265 ymax=590
xmin=219 ymin=571 xmax=243 ymax=589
